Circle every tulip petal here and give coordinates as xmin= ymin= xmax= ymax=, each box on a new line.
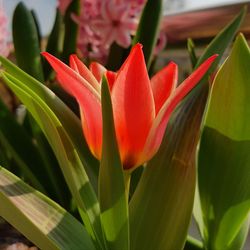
xmin=42 ymin=52 xmax=102 ymax=158
xmin=70 ymin=55 xmax=100 ymax=93
xmin=151 ymin=62 xmax=178 ymax=114
xmin=89 ymin=62 xmax=107 ymax=83
xmin=111 ymin=44 xmax=155 ymax=169
xmin=106 ymin=70 xmax=117 ymax=90
xmin=89 ymin=62 xmax=117 ymax=90
xmin=142 ymin=55 xmax=218 ymax=163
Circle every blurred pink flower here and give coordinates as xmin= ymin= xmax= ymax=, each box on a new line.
xmin=91 ymin=0 xmax=138 ymax=48
xmin=74 ymin=0 xmax=145 ymax=62
xmin=57 ymin=0 xmax=72 ymax=14
xmin=0 ymin=1 xmax=10 ymax=57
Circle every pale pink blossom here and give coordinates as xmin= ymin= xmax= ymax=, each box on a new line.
xmin=74 ymin=0 xmax=165 ymax=63
xmin=74 ymin=0 xmax=145 ymax=62
xmin=91 ymin=0 xmax=138 ymax=48
xmin=0 ymin=0 xmax=10 ymax=57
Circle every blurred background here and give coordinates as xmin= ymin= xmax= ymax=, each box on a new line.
xmin=2 ymin=0 xmax=250 ymax=39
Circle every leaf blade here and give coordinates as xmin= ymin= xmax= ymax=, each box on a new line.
xmin=0 ymin=166 xmax=95 ymax=250
xmin=99 ymin=77 xmax=129 ymax=250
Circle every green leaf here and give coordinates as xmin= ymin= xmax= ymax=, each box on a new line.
xmin=184 ymin=236 xmax=203 ymax=250
xmin=106 ymin=43 xmax=130 ymax=71
xmin=61 ymin=0 xmax=80 ymax=63
xmin=193 ymin=7 xmax=246 ymax=235
xmin=129 ymin=82 xmax=210 ymax=250
xmin=12 ymin=2 xmax=44 ymax=82
xmin=43 ymin=9 xmax=64 ymax=80
xmin=0 ymin=56 xmax=99 ymax=193
xmin=99 ymin=77 xmax=129 ymax=250
xmin=0 ymin=99 xmax=46 ymax=193
xmin=0 ymin=72 xmax=104 ymax=249
xmin=31 ymin=9 xmax=42 ymax=47
xmin=198 ymin=34 xmax=250 ymax=250
xmin=132 ymin=0 xmax=163 ymax=68
xmin=0 ymin=166 xmax=95 ymax=250
xmin=195 ymin=7 xmax=246 ymax=70
xmin=187 ymin=38 xmax=198 ymax=69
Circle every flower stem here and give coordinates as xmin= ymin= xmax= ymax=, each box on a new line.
xmin=124 ymin=171 xmax=131 ymax=202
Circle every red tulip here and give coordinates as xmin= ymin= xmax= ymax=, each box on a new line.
xmin=42 ymin=44 xmax=217 ymax=170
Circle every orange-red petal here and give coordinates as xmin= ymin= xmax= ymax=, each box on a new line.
xmin=141 ymin=55 xmax=218 ymax=163
xmin=70 ymin=55 xmax=100 ymax=93
xmin=89 ymin=61 xmax=106 ymax=83
xmin=151 ymin=62 xmax=178 ymax=114
xmin=111 ymin=44 xmax=155 ymax=169
xmin=42 ymin=52 xmax=102 ymax=158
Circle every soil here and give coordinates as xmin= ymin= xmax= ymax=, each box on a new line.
xmin=0 ymin=220 xmax=38 ymax=250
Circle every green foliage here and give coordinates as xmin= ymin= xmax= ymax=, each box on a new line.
xmin=99 ymin=77 xmax=129 ymax=250
xmin=0 ymin=167 xmax=95 ymax=250
xmin=0 ymin=59 xmax=104 ymax=248
xmin=187 ymin=38 xmax=198 ymax=69
xmin=132 ymin=0 xmax=163 ymax=68
xmin=197 ymin=34 xmax=250 ymax=250
xmin=129 ymin=80 xmax=210 ymax=250
xmin=43 ymin=9 xmax=64 ymax=80
xmin=61 ymin=0 xmax=80 ymax=63
xmin=12 ymin=2 xmax=44 ymax=82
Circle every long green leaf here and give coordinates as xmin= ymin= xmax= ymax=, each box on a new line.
xmin=0 ymin=166 xmax=95 ymax=250
xmin=198 ymin=34 xmax=250 ymax=250
xmin=0 ymin=56 xmax=99 ymax=192
xmin=129 ymin=82 xmax=210 ymax=250
xmin=61 ymin=0 xmax=80 ymax=63
xmin=187 ymin=38 xmax=198 ymax=69
xmin=0 ymin=72 xmax=104 ymax=249
xmin=12 ymin=2 xmax=44 ymax=82
xmin=193 ymin=7 xmax=246 ymax=235
xmin=0 ymin=99 xmax=46 ymax=193
xmin=195 ymin=7 xmax=246 ymax=70
xmin=43 ymin=9 xmax=64 ymax=80
xmin=132 ymin=0 xmax=163 ymax=68
xmin=99 ymin=78 xmax=129 ymax=250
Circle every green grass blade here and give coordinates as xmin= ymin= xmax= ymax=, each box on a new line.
xmin=99 ymin=78 xmax=129 ymax=250
xmin=0 ymin=166 xmax=95 ymax=250
xmin=0 ymin=72 xmax=104 ymax=248
xmin=198 ymin=34 xmax=250 ymax=250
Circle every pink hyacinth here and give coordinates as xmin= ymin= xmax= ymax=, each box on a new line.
xmin=72 ymin=0 xmax=166 ymax=63
xmin=74 ymin=0 xmax=147 ymax=62
xmin=0 ymin=1 xmax=10 ymax=57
